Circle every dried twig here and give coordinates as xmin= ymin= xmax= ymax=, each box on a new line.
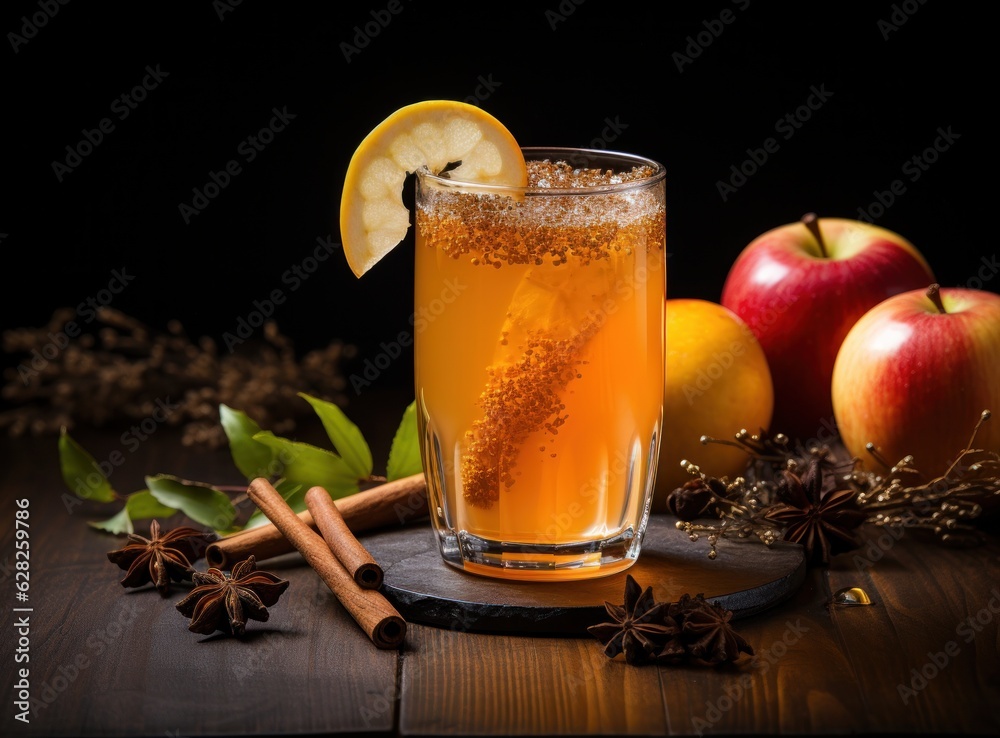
xmin=668 ymin=411 xmax=999 ymax=560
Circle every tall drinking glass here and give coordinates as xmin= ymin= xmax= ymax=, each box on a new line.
xmin=414 ymin=147 xmax=666 ymax=581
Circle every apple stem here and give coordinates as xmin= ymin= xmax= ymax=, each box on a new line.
xmin=801 ymin=213 xmax=828 ymax=258
xmin=926 ymin=283 xmax=947 ymax=314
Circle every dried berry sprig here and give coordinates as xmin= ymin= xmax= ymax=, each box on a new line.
xmin=846 ymin=410 xmax=1000 ymax=547
xmin=667 ymin=428 xmax=818 ymax=560
xmin=667 ymin=411 xmax=998 ymax=563
xmin=587 ymin=575 xmax=753 ymax=666
xmin=1 ymin=307 xmax=356 ymax=449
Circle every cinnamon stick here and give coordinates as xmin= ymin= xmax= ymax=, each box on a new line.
xmin=245 ymin=477 xmax=407 ymax=650
xmin=306 ymin=485 xmax=383 ymax=590
xmin=206 ymin=473 xmax=427 ymax=569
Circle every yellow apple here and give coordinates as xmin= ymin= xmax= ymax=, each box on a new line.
xmin=653 ymin=299 xmax=774 ymax=511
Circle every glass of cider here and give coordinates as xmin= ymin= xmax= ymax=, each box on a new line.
xmin=414 ymin=147 xmax=666 ymax=581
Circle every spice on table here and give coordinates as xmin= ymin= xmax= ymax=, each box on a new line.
xmin=586 ymin=575 xmax=675 ymax=665
xmin=305 ymin=485 xmax=383 ymax=590
xmin=672 ymin=593 xmax=755 ymax=665
xmin=205 ymin=473 xmax=428 ymax=570
xmin=588 ymin=575 xmax=754 ymax=667
xmin=246 ymin=477 xmax=407 ymax=650
xmin=764 ymin=458 xmax=866 ymax=565
xmin=106 ymin=519 xmax=218 ymax=596
xmin=175 ymin=555 xmax=290 ymax=636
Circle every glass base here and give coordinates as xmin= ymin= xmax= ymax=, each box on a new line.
xmin=435 ymin=527 xmax=644 ymax=582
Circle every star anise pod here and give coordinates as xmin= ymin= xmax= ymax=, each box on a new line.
xmin=666 ymin=476 xmax=729 ymax=521
xmin=587 ymin=574 xmax=675 ymax=664
xmin=175 ymin=555 xmax=290 ymax=637
xmin=106 ymin=519 xmax=218 ymax=596
xmin=764 ymin=458 xmax=866 ymax=565
xmin=673 ymin=593 xmax=754 ymax=665
xmin=589 ymin=578 xmax=754 ymax=666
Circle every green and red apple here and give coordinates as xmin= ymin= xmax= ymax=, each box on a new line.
xmin=832 ymin=284 xmax=1000 ymax=475
xmin=721 ymin=214 xmax=935 ymax=442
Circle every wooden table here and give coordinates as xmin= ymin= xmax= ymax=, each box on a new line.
xmin=3 ymin=388 xmax=999 ymax=737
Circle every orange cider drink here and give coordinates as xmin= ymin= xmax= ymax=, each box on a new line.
xmin=414 ymin=148 xmax=666 ymax=580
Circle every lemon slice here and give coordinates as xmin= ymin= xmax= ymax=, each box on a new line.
xmin=498 ymin=260 xmax=611 ymax=350
xmin=339 ymin=100 xmax=527 ymax=277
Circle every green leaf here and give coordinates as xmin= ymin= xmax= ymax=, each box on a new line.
xmin=220 ymin=404 xmax=281 ymax=481
xmin=146 ymin=474 xmax=236 ymax=531
xmin=251 ymin=431 xmax=360 ymax=496
xmin=87 ymin=507 xmax=133 ymax=535
xmin=58 ymin=428 xmax=117 ymax=503
xmin=244 ymin=479 xmax=307 ymax=530
xmin=299 ymin=392 xmax=373 ymax=480
xmin=124 ymin=490 xmax=178 ymax=521
xmin=387 ymin=401 xmax=423 ymax=481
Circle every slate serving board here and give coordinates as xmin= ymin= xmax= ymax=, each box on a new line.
xmin=360 ymin=515 xmax=807 ymax=636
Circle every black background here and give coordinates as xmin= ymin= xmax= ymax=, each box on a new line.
xmin=1 ymin=1 xmax=988 ymax=399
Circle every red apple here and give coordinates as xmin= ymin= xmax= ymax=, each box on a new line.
xmin=832 ymin=284 xmax=1000 ymax=475
xmin=720 ymin=214 xmax=935 ymax=442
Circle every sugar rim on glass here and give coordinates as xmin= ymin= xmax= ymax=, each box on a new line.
xmin=417 ymin=146 xmax=666 ymax=196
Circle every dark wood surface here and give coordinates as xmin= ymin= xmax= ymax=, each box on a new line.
xmin=3 ymin=390 xmax=1000 ymax=737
